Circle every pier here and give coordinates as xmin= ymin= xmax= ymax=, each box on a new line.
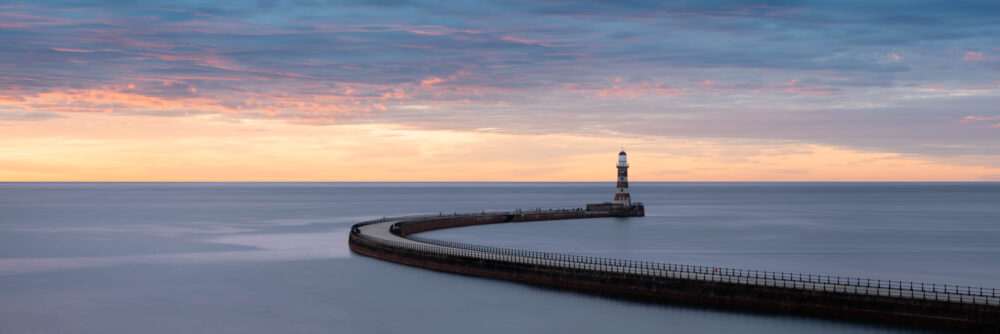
xmin=349 ymin=209 xmax=1000 ymax=332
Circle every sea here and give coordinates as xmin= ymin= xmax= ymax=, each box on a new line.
xmin=1 ymin=182 xmax=998 ymax=333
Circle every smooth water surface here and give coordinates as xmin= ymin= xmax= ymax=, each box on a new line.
xmin=2 ymin=182 xmax=997 ymax=333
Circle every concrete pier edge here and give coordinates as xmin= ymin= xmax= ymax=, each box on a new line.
xmin=348 ymin=209 xmax=1000 ymax=332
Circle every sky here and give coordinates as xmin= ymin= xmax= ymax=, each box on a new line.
xmin=1 ymin=0 xmax=999 ymax=181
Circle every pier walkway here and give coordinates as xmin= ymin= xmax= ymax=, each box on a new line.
xmin=349 ymin=209 xmax=1000 ymax=331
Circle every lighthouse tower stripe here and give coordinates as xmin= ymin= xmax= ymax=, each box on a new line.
xmin=613 ymin=150 xmax=631 ymax=206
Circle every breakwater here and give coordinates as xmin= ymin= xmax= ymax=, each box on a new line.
xmin=348 ymin=209 xmax=1000 ymax=332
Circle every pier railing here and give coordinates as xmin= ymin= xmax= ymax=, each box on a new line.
xmin=352 ymin=211 xmax=1000 ymax=306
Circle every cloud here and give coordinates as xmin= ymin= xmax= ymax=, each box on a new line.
xmin=784 ymin=80 xmax=836 ymax=95
xmin=963 ymin=115 xmax=1000 ymax=129
xmin=2 ymin=0 xmax=1000 ymax=170
xmin=500 ymin=35 xmax=553 ymax=47
xmin=565 ymin=77 xmax=684 ymax=98
xmin=0 ymin=111 xmax=67 ymax=121
xmin=964 ymin=51 xmax=985 ymax=62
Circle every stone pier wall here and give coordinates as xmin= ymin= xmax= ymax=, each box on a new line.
xmin=349 ymin=211 xmax=1000 ymax=332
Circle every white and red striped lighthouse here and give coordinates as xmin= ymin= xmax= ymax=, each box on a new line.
xmin=613 ymin=149 xmax=631 ymax=206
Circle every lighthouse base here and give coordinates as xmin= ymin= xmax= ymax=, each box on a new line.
xmin=586 ymin=202 xmax=645 ymax=217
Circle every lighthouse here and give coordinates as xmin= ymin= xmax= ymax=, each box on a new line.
xmin=613 ymin=150 xmax=631 ymax=206
xmin=585 ymin=150 xmax=643 ymax=216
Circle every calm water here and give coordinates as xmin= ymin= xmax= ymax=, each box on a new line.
xmin=1 ymin=182 xmax=998 ymax=333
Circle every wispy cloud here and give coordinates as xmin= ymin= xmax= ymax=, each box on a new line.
xmin=963 ymin=51 xmax=986 ymax=62
xmin=2 ymin=0 xmax=1000 ymax=178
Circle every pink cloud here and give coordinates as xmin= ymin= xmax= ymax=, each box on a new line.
xmin=963 ymin=115 xmax=1000 ymax=121
xmin=51 ymin=48 xmax=96 ymax=53
xmin=395 ymin=25 xmax=484 ymax=36
xmin=500 ymin=36 xmax=553 ymax=47
xmin=0 ymin=12 xmax=80 ymax=28
xmin=962 ymin=115 xmax=1000 ymax=128
xmin=887 ymin=52 xmax=903 ymax=62
xmin=963 ymin=51 xmax=986 ymax=62
xmin=419 ymin=71 xmax=467 ymax=88
xmin=694 ymin=80 xmax=771 ymax=93
xmin=141 ymin=52 xmax=312 ymax=81
xmin=420 ymin=77 xmax=446 ymax=87
xmin=918 ymin=85 xmax=995 ymax=91
xmin=0 ymin=79 xmax=424 ymax=123
xmin=784 ymin=80 xmax=833 ymax=95
xmin=381 ymin=88 xmax=410 ymax=100
xmin=566 ymin=80 xmax=683 ymax=98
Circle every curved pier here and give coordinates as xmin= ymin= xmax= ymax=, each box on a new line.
xmin=348 ymin=209 xmax=1000 ymax=331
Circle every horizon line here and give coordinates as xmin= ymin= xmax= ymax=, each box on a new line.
xmin=3 ymin=181 xmax=998 ymax=183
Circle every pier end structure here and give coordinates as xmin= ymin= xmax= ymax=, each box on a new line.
xmin=585 ymin=202 xmax=645 ymax=216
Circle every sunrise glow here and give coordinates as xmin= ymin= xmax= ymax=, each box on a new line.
xmin=2 ymin=2 xmax=999 ymax=181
